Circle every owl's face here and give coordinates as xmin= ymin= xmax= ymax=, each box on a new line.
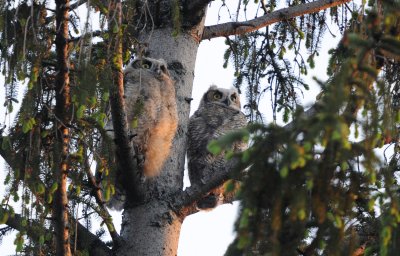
xmin=125 ymin=57 xmax=169 ymax=78
xmin=202 ymin=86 xmax=241 ymax=111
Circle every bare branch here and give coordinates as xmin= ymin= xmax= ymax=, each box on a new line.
xmin=70 ymin=0 xmax=88 ymax=11
xmin=202 ymin=0 xmax=351 ymax=40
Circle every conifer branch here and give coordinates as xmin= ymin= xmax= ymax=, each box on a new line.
xmin=202 ymin=0 xmax=351 ymax=40
xmin=2 ymin=207 xmax=112 ymax=256
xmin=0 ymin=137 xmax=17 ymax=171
xmin=83 ymin=153 xmax=121 ymax=248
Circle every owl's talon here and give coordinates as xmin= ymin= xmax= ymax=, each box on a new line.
xmin=196 ymin=194 xmax=219 ymax=210
xmin=136 ymin=154 xmax=145 ymax=168
xmin=129 ymin=133 xmax=138 ymax=140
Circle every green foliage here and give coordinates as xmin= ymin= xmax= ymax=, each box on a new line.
xmin=0 ymin=0 xmax=138 ymax=253
xmin=0 ymin=208 xmax=9 ymax=224
xmin=14 ymin=232 xmax=24 ymax=252
xmin=171 ymin=0 xmax=182 ymax=37
xmin=226 ymin=0 xmax=400 ymax=255
xmin=207 ymin=129 xmax=250 ymax=156
xmin=223 ymin=2 xmax=336 ymax=122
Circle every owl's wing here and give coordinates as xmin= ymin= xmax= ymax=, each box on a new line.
xmin=231 ymin=111 xmax=248 ymax=152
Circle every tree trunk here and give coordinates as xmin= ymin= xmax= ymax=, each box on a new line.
xmin=117 ymin=201 xmax=182 ymax=255
xmin=116 ymin=22 xmax=205 ymax=255
xmin=54 ymin=0 xmax=72 ymax=255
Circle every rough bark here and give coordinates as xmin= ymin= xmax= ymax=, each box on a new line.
xmin=54 ymin=0 xmax=71 ymax=255
xmin=116 ymin=201 xmax=182 ymax=255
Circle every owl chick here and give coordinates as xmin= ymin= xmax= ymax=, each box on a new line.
xmin=187 ymin=85 xmax=247 ymax=210
xmin=122 ymin=57 xmax=178 ymax=177
xmin=104 ymin=57 xmax=178 ymax=210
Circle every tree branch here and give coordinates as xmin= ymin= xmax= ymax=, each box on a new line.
xmin=83 ymin=150 xmax=121 ymax=248
xmin=0 ymin=136 xmax=17 ymax=171
xmin=169 ymin=160 xmax=237 ymax=217
xmin=3 ymin=207 xmax=112 ymax=256
xmin=70 ymin=0 xmax=88 ymax=11
xmin=69 ymin=30 xmax=103 ymax=42
xmin=107 ymin=0 xmax=146 ymax=204
xmin=202 ymin=0 xmax=351 ymax=40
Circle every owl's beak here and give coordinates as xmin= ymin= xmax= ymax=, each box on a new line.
xmin=223 ymin=98 xmax=231 ymax=106
xmin=156 ymin=64 xmax=168 ymax=76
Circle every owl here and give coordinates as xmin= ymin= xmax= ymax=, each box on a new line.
xmin=104 ymin=57 xmax=178 ymax=210
xmin=187 ymin=85 xmax=247 ymax=210
xmin=122 ymin=57 xmax=178 ymax=177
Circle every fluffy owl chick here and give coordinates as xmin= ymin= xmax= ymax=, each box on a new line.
xmin=187 ymin=85 xmax=247 ymax=211
xmin=123 ymin=57 xmax=178 ymax=177
xmin=105 ymin=57 xmax=178 ymax=211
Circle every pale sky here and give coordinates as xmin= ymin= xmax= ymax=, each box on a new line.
xmin=0 ymin=1 xmax=339 ymax=255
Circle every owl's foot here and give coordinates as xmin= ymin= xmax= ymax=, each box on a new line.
xmin=196 ymin=193 xmax=223 ymax=211
xmin=137 ymin=155 xmax=145 ymax=167
xmin=129 ymin=133 xmax=138 ymax=140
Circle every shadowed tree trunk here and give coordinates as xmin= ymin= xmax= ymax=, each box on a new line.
xmin=54 ymin=0 xmax=72 ymax=255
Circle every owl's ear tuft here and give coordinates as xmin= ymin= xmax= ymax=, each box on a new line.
xmin=209 ymin=84 xmax=218 ymax=90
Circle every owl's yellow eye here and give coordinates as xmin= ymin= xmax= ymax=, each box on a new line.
xmin=142 ymin=63 xmax=150 ymax=69
xmin=213 ymin=92 xmax=222 ymax=100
